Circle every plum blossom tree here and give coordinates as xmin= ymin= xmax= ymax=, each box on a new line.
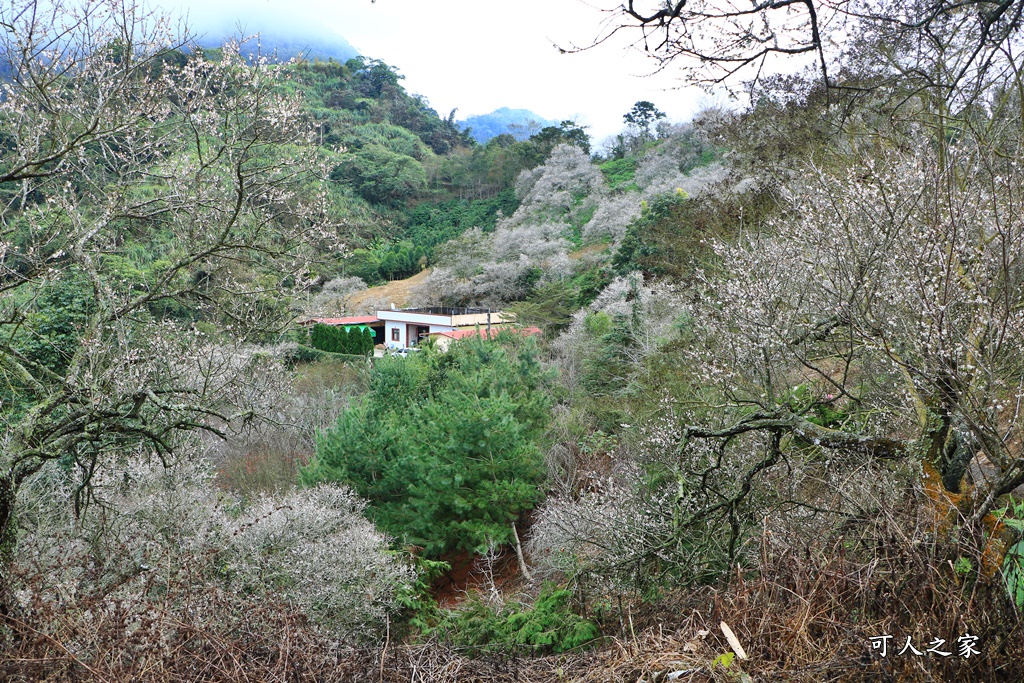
xmin=597 ymin=0 xmax=1024 ymax=96
xmin=11 ymin=454 xmax=410 ymax=668
xmin=0 ymin=0 xmax=332 ymax=582
xmin=534 ymin=137 xmax=1024 ymax=590
xmin=677 ymin=137 xmax=1024 ymax=523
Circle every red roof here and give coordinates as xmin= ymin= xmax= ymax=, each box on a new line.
xmin=432 ymin=326 xmax=543 ymax=340
xmin=302 ymin=316 xmax=380 ymax=326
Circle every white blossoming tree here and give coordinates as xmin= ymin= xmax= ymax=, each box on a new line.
xmin=14 ymin=456 xmax=411 ymax=650
xmin=533 ymin=114 xmax=1024 ymax=591
xmin=697 ymin=142 xmax=1020 ymax=531
xmin=0 ymin=0 xmax=332 ymax=580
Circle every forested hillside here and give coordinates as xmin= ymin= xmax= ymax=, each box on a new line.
xmin=3 ymin=1 xmax=1024 ymax=682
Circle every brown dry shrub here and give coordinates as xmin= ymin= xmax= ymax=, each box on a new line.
xmin=642 ymin=493 xmax=1024 ymax=683
xmin=1 ymin=585 xmax=380 ymax=682
xmin=212 ymin=357 xmax=364 ymax=498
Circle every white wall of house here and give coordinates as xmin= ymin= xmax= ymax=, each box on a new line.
xmin=385 ymin=321 xmax=405 ymax=348
xmin=384 ymin=321 xmax=458 ymax=348
xmin=378 ymin=309 xmax=506 ymax=348
xmin=433 ymin=335 xmax=455 ymax=353
xmin=377 ymin=311 xmax=452 ymax=326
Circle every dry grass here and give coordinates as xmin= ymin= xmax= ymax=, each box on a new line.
xmin=5 ymin=489 xmax=1023 ymax=682
xmin=377 ymin=490 xmax=1024 ymax=683
xmin=346 ymin=268 xmax=434 ymax=314
xmin=0 ymin=582 xmax=380 ymax=682
xmin=568 ymin=243 xmax=612 ymax=261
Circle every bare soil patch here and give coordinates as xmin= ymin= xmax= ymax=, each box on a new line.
xmin=346 ymin=268 xmax=433 ymax=314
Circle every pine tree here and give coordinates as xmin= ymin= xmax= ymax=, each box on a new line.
xmin=302 ymin=336 xmax=552 ymax=556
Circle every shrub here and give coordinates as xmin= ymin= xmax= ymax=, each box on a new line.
xmin=283 ymin=341 xmax=335 ymax=365
xmin=332 ymin=143 xmax=427 ymax=205
xmin=598 ymin=156 xmax=638 ymax=191
xmin=10 ymin=456 xmax=411 ymax=650
xmin=302 ymin=336 xmax=553 ymax=556
xmin=431 ymin=582 xmax=599 ymax=654
xmin=310 ymin=323 xmax=374 ymax=355
xmin=226 ymin=485 xmax=413 ymax=638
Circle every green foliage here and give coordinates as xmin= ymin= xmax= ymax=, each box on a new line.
xmin=509 ymin=282 xmax=576 ymax=336
xmin=309 ymin=324 xmax=374 ymax=355
xmin=599 ymin=157 xmax=639 ymax=191
xmin=623 ymin=101 xmax=666 ymax=138
xmin=713 ymin=651 xmax=736 ymax=669
xmin=344 ymin=241 xmax=427 ymax=284
xmin=581 ymin=312 xmax=637 ymax=397
xmin=338 ymin=191 xmax=519 ymax=284
xmin=13 ymin=274 xmax=96 ymax=376
xmin=528 ymin=120 xmax=591 ymax=156
xmin=613 ymin=193 xmax=689 ymax=277
xmin=309 ymin=323 xmax=330 ymax=352
xmin=433 ymin=122 xmax=589 ymax=198
xmin=785 ymin=384 xmax=853 ymax=429
xmin=568 ymin=203 xmax=598 ymax=245
xmin=997 ymin=499 xmax=1024 ymax=608
xmin=504 ymin=584 xmax=599 ymax=652
xmin=346 ymin=122 xmax=428 ymax=159
xmin=509 ymin=264 xmax=612 ymax=336
xmin=613 ymin=187 xmax=776 ymax=279
xmin=332 ymin=144 xmax=428 ymax=206
xmin=394 ymin=555 xmax=451 ymax=633
xmin=284 ymin=343 xmax=335 ymax=367
xmin=431 ymin=582 xmax=599 ymax=654
xmin=302 ymin=336 xmax=552 ymax=556
xmin=344 ymin=327 xmax=374 ymax=355
xmin=287 ymin=57 xmax=470 ymax=156
xmin=1003 ymin=542 xmax=1024 ymax=608
xmin=406 ymin=190 xmax=519 ymax=248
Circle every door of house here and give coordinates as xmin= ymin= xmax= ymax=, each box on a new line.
xmin=406 ymin=324 xmax=429 ymax=346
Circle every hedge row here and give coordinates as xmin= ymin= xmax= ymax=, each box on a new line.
xmin=310 ymin=324 xmax=374 ymax=356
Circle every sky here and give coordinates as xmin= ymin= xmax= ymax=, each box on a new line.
xmin=167 ymin=0 xmax=716 ymax=142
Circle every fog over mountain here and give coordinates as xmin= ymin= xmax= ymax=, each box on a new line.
xmin=183 ymin=1 xmax=359 ymax=62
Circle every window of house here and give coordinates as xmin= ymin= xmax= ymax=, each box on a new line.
xmin=391 ymin=328 xmax=400 ymax=342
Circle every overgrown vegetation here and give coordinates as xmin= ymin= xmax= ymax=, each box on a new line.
xmin=6 ymin=0 xmax=1024 ymax=681
xmin=429 ymin=583 xmax=599 ymax=654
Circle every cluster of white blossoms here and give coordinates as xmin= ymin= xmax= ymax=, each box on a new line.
xmin=15 ymin=455 xmax=411 ymax=643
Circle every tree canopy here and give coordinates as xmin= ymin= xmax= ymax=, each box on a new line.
xmin=302 ymin=336 xmax=552 ymax=556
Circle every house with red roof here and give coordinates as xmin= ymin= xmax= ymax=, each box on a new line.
xmin=302 ymin=308 xmax=540 ymax=352
xmin=374 ymin=307 xmax=509 ymax=349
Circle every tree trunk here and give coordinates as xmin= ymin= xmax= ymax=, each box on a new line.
xmin=0 ymin=473 xmax=17 ymax=590
xmin=510 ymin=521 xmax=533 ymax=583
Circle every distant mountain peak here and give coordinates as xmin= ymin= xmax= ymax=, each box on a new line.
xmin=458 ymin=108 xmax=559 ymax=144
